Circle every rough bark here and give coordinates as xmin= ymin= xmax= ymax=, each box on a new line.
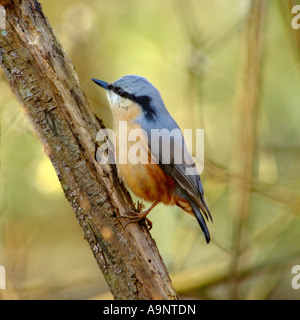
xmin=0 ymin=0 xmax=179 ymax=300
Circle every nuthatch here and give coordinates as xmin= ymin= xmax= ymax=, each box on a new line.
xmin=92 ymin=75 xmax=212 ymax=243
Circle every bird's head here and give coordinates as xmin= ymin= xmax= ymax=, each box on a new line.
xmin=92 ymin=75 xmax=164 ymax=121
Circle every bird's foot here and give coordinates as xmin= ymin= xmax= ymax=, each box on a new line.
xmin=136 ymin=201 xmax=145 ymax=213
xmin=119 ymin=201 xmax=159 ymax=230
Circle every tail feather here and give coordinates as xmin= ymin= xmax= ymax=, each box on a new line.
xmin=176 ymin=198 xmax=212 ymax=243
xmin=201 ymin=195 xmax=213 ymax=223
xmin=190 ymin=200 xmax=211 ymax=244
xmin=176 ymin=196 xmax=211 ymax=243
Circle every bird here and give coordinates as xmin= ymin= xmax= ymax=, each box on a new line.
xmin=92 ymin=75 xmax=212 ymax=243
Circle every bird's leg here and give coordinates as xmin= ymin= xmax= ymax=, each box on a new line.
xmin=119 ymin=200 xmax=160 ymax=230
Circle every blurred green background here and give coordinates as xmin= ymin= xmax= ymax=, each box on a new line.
xmin=1 ymin=0 xmax=300 ymax=299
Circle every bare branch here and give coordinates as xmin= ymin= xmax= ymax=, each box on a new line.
xmin=0 ymin=0 xmax=178 ymax=300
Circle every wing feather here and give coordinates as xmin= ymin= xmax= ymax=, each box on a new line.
xmin=148 ymin=128 xmax=212 ymax=222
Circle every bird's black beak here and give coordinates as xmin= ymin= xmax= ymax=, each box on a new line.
xmin=92 ymin=78 xmax=110 ymax=91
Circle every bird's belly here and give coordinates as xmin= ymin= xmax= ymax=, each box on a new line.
xmin=114 ymin=122 xmax=176 ymax=204
xmin=117 ymin=161 xmax=176 ymax=204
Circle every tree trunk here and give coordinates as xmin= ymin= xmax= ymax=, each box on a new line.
xmin=0 ymin=0 xmax=179 ymax=300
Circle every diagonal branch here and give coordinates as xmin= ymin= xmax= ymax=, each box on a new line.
xmin=0 ymin=0 xmax=178 ymax=300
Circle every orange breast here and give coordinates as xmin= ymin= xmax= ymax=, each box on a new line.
xmin=118 ymin=161 xmax=176 ymax=204
xmin=113 ymin=110 xmax=177 ymax=204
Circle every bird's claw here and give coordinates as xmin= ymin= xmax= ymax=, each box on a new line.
xmin=136 ymin=201 xmax=145 ymax=213
xmin=118 ymin=201 xmax=153 ymax=230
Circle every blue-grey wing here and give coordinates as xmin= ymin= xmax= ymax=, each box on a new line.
xmin=140 ymin=114 xmax=212 ymax=222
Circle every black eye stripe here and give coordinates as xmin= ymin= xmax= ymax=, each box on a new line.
xmin=116 ymin=88 xmax=123 ymax=95
xmin=109 ymin=85 xmax=157 ymax=121
xmin=110 ymin=85 xmax=126 ymax=97
xmin=110 ymin=85 xmax=132 ymax=99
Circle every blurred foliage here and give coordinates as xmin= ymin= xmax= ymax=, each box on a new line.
xmin=1 ymin=0 xmax=300 ymax=299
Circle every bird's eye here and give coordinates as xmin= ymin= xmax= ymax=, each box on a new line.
xmin=116 ymin=87 xmax=124 ymax=95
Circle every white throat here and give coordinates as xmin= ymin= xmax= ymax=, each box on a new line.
xmin=107 ymin=91 xmax=131 ymax=109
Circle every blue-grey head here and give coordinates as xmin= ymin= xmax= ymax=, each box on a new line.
xmin=92 ymin=75 xmax=166 ymax=121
